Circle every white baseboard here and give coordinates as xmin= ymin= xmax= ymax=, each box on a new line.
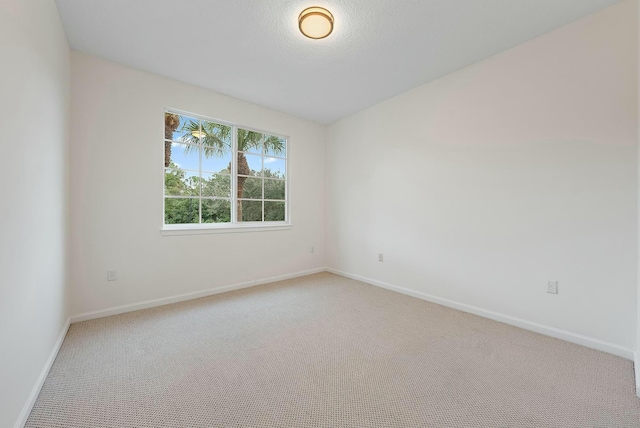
xmin=70 ymin=268 xmax=326 ymax=323
xmin=14 ymin=317 xmax=70 ymax=428
xmin=635 ymin=352 xmax=640 ymax=398
xmin=327 ymin=268 xmax=634 ymax=361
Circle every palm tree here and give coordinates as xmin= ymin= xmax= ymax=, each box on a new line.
xmin=164 ymin=113 xmax=180 ymax=167
xmin=180 ymin=120 xmax=285 ymax=221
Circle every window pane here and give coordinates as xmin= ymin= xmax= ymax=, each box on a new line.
xmin=238 ymin=128 xmax=263 ymax=155
xmin=202 ymin=199 xmax=231 ymax=224
xmin=202 ymin=154 xmax=231 ymax=174
xmin=263 ymin=157 xmax=285 ymax=179
xmin=241 ymin=153 xmax=262 ymax=177
xmin=177 ymin=117 xmax=203 ymax=144
xmin=165 ymin=112 xmax=188 ymax=141
xmin=240 ymin=177 xmax=262 ymax=199
xmin=165 ymin=169 xmax=199 ymax=196
xmin=264 ymin=178 xmax=285 ymax=200
xmin=167 ymin=143 xmax=199 ymax=171
xmin=265 ymin=201 xmax=285 ymax=222
xmin=185 ymin=174 xmax=202 ymax=196
xmin=164 ymin=113 xmax=200 ymax=142
xmin=165 ymin=198 xmax=199 ymax=224
xmin=202 ymin=173 xmax=231 ymax=198
xmin=240 ymin=200 xmax=262 ymax=222
xmin=201 ymin=120 xmax=232 ymax=170
xmin=264 ymin=136 xmax=286 ymax=157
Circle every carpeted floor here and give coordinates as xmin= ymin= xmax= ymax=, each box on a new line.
xmin=26 ymin=272 xmax=640 ymax=427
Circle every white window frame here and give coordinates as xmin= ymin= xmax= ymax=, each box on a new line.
xmin=161 ymin=108 xmax=291 ymax=236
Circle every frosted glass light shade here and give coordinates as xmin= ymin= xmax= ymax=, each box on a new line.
xmin=299 ymin=7 xmax=334 ymax=39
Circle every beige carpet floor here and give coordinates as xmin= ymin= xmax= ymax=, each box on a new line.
xmin=26 ymin=272 xmax=640 ymax=427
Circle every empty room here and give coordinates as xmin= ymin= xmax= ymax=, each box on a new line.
xmin=2 ymin=0 xmax=640 ymax=426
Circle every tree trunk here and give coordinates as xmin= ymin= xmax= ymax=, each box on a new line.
xmin=164 ymin=114 xmax=180 ymax=167
xmin=236 ymin=152 xmax=250 ymax=221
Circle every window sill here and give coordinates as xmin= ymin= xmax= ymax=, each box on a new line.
xmin=160 ymin=222 xmax=292 ymax=236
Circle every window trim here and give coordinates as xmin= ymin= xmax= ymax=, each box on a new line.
xmin=161 ymin=108 xmax=291 ymax=234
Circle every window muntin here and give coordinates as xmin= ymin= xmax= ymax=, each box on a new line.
xmin=163 ymin=111 xmax=288 ymax=228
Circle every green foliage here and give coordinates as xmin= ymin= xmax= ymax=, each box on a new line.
xmin=202 ymin=199 xmax=231 ymax=223
xmin=164 ymin=198 xmax=199 ymax=224
xmin=202 ymin=174 xmax=231 ymax=198
xmin=264 ymin=176 xmax=285 ymax=201
xmin=265 ymin=201 xmax=285 ymax=221
xmin=164 ymin=166 xmax=285 ymax=224
xmin=237 ymin=128 xmax=285 ymax=157
xmin=241 ymin=200 xmax=262 ymax=222
xmin=164 ymin=162 xmax=232 ymax=224
xmin=164 ymin=163 xmax=186 ymax=195
xmin=164 ymin=168 xmax=199 ymax=197
xmin=239 ymin=168 xmax=286 ymax=222
xmin=180 ymin=120 xmax=232 ymax=158
xmin=240 ymin=200 xmax=285 ymax=222
xmin=164 ymin=165 xmax=199 ymax=224
xmin=241 ymin=169 xmax=285 ymax=200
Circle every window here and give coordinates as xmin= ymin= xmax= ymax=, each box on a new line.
xmin=163 ymin=110 xmax=288 ymax=231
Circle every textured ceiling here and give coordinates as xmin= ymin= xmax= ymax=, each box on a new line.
xmin=55 ymin=0 xmax=622 ymax=124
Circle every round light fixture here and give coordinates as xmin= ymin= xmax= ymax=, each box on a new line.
xmin=298 ymin=7 xmax=334 ymax=40
xmin=191 ymin=130 xmax=206 ymax=139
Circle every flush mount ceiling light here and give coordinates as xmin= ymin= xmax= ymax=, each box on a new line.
xmin=298 ymin=7 xmax=334 ymax=40
xmin=191 ymin=130 xmax=206 ymax=139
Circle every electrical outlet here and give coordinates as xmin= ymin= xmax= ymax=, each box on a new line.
xmin=378 ymin=253 xmax=384 ymax=262
xmin=107 ymin=270 xmax=117 ymax=281
xmin=546 ymin=280 xmax=558 ymax=294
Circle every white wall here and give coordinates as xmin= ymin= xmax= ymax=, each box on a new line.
xmin=327 ymin=0 xmax=638 ymax=352
xmin=0 ymin=0 xmax=71 ymax=426
xmin=637 ymin=0 xmax=640 ymax=394
xmin=70 ymin=52 xmax=326 ymax=316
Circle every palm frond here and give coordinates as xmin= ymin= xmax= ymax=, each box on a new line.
xmin=238 ymin=129 xmax=263 ymax=152
xmin=179 ymin=121 xmax=285 ymax=158
xmin=264 ymin=135 xmax=285 ymax=156
xmin=180 ymin=120 xmax=232 ymax=158
xmin=238 ymin=129 xmax=285 ymax=156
